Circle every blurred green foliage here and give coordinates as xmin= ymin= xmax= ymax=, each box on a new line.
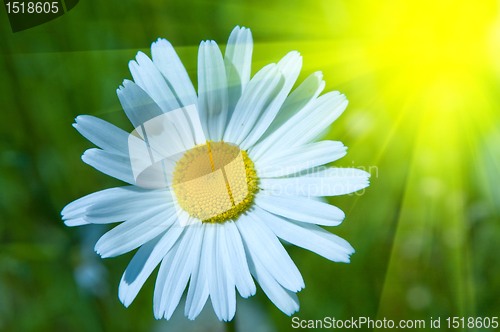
xmin=1 ymin=0 xmax=500 ymax=331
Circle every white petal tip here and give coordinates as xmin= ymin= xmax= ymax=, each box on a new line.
xmin=200 ymin=40 xmax=218 ymax=48
xmin=135 ymin=51 xmax=148 ymax=61
xmin=230 ymin=25 xmax=246 ymax=33
xmin=238 ymin=286 xmax=257 ymax=298
xmin=283 ymin=50 xmax=302 ymax=60
xmin=128 ymin=59 xmax=137 ymax=67
xmin=60 ymin=202 xmax=74 ymax=217
xmin=94 ymin=242 xmax=112 ymax=259
xmin=118 ymin=284 xmax=134 ymax=308
xmin=313 ymin=71 xmax=323 ymax=79
xmin=165 ymin=311 xmax=175 ymax=320
xmin=185 ymin=309 xmax=198 ymax=320
xmin=63 ymin=218 xmax=87 ymax=227
xmin=118 ymin=79 xmax=133 ymax=91
xmin=74 ymin=115 xmax=86 ymax=123
xmin=118 ymin=293 xmax=132 ymax=308
xmin=340 ymin=256 xmax=353 ymax=264
xmin=81 ymin=150 xmax=92 ymax=162
xmin=286 ymin=308 xmax=300 ymax=316
xmin=342 ymin=249 xmax=356 ymax=263
xmin=153 ymin=38 xmax=171 ymax=46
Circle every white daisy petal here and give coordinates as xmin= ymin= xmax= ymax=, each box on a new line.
xmin=120 ymin=237 xmax=162 ymax=307
xmin=240 ymin=51 xmax=302 ymax=149
xmin=64 ymin=218 xmax=87 ymax=227
xmin=225 ymin=26 xmax=253 ymax=113
xmin=255 ymin=206 xmax=355 ymax=262
xmin=223 ymin=64 xmax=284 ymax=144
xmin=73 ymin=115 xmax=129 ymax=154
xmin=117 ymin=80 xmax=164 ymax=128
xmin=129 ymin=51 xmax=180 ymax=113
xmin=62 ymin=192 xmax=114 ymax=225
xmin=224 ymin=222 xmax=256 ymax=298
xmin=252 ymin=91 xmax=347 ymax=159
xmin=255 ymin=141 xmax=347 ymax=178
xmin=151 ymin=38 xmax=198 ymax=108
xmin=185 ymin=225 xmax=210 ymax=320
xmin=260 ymin=71 xmax=325 ymax=140
xmin=290 ymin=93 xmax=347 ymax=145
xmin=62 ymin=187 xmax=171 ymax=225
xmin=198 ymin=40 xmax=229 ymax=140
xmin=81 ymin=148 xmax=135 ymax=185
xmin=62 ymin=186 xmax=144 ymax=218
xmin=153 ymin=239 xmax=179 ymax=319
xmin=260 ymin=167 xmax=370 ymax=196
xmin=204 ymin=224 xmax=224 ymax=320
xmin=255 ymin=194 xmax=345 ymax=226
xmin=155 ymin=223 xmax=203 ymax=319
xmin=214 ymin=224 xmax=236 ymax=321
xmin=94 ymin=207 xmax=176 ymax=258
xmin=246 ymin=248 xmax=300 ymax=315
xmin=85 ymin=198 xmax=172 ymax=224
xmin=119 ymin=225 xmax=184 ymax=307
xmin=236 ymin=213 xmax=304 ymax=292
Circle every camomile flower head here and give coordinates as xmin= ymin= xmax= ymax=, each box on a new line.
xmin=62 ymin=26 xmax=370 ymax=321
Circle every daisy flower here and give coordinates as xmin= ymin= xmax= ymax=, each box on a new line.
xmin=62 ymin=26 xmax=370 ymax=321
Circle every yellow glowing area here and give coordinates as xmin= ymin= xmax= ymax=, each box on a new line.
xmin=172 ymin=141 xmax=258 ymax=224
xmin=360 ymin=0 xmax=497 ymax=120
xmin=260 ymin=0 xmax=500 ymax=320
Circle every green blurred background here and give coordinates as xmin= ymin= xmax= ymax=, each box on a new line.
xmin=1 ymin=0 xmax=500 ymax=331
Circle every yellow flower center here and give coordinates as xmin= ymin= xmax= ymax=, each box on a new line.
xmin=172 ymin=141 xmax=258 ymax=224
